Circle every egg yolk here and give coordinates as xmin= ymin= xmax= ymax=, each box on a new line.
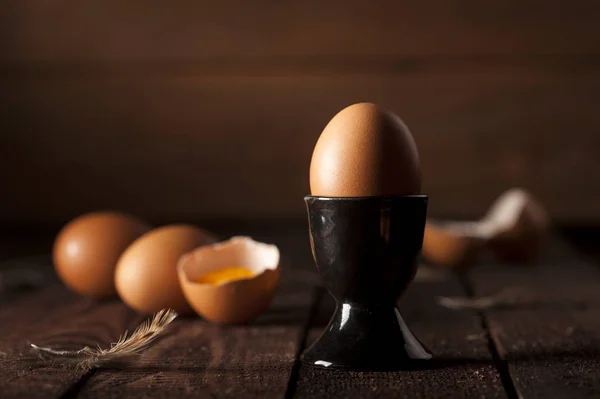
xmin=195 ymin=267 xmax=255 ymax=285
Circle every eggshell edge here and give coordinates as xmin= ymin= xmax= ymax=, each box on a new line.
xmin=422 ymin=221 xmax=484 ymax=270
xmin=483 ymin=189 xmax=550 ymax=263
xmin=178 ymin=236 xmax=281 ymax=324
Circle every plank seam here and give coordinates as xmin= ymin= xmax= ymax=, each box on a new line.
xmin=56 ymin=310 xmax=143 ymax=399
xmin=459 ymin=275 xmax=521 ymax=399
xmin=284 ymin=286 xmax=324 ymax=399
xmin=58 ymin=368 xmax=96 ymax=399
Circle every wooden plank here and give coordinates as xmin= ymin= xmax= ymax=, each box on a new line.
xmin=2 ymin=67 xmax=600 ymax=223
xmin=0 ymin=225 xmax=315 ymax=398
xmin=467 ymin=240 xmax=600 ymax=398
xmin=0 ymin=283 xmax=143 ymax=399
xmin=2 ymin=1 xmax=600 ymax=61
xmin=75 ymin=269 xmax=316 ymax=398
xmin=292 ymin=267 xmax=507 ymax=398
xmin=0 ymin=226 xmax=316 ymax=398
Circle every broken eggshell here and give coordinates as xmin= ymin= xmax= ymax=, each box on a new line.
xmin=178 ymin=236 xmax=280 ymax=325
xmin=481 ymin=188 xmax=550 ymax=263
xmin=422 ymin=221 xmax=485 ymax=270
xmin=422 ymin=188 xmax=550 ymax=270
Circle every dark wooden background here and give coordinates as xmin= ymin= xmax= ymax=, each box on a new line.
xmin=2 ymin=1 xmax=600 ymax=225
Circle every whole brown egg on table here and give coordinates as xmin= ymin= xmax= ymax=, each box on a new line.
xmin=53 ymin=212 xmax=152 ymax=298
xmin=115 ymin=224 xmax=217 ymax=315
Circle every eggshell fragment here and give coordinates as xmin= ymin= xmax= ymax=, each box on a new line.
xmin=482 ymin=188 xmax=549 ymax=263
xmin=115 ymin=224 xmax=216 ymax=315
xmin=422 ymin=188 xmax=550 ymax=270
xmin=178 ymin=236 xmax=280 ymax=325
xmin=422 ymin=221 xmax=485 ymax=271
xmin=53 ymin=211 xmax=151 ymax=298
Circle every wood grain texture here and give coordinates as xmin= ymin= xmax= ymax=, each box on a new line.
xmin=467 ymin=239 xmax=600 ymax=398
xmin=75 ymin=269 xmax=316 ymax=399
xmin=293 ymin=269 xmax=506 ymax=398
xmin=2 ymin=227 xmax=600 ymax=397
xmin=0 ymin=283 xmax=143 ymax=399
xmin=2 ymin=1 xmax=600 ymax=61
xmin=0 ymin=225 xmax=316 ymax=399
xmin=2 ymin=66 xmax=599 ymax=223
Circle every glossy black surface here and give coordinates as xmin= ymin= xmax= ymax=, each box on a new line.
xmin=301 ymin=195 xmax=432 ymax=371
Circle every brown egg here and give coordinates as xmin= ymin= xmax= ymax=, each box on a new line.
xmin=310 ymin=103 xmax=421 ymax=197
xmin=53 ymin=212 xmax=151 ymax=298
xmin=115 ymin=224 xmax=216 ymax=314
xmin=178 ymin=237 xmax=280 ymax=325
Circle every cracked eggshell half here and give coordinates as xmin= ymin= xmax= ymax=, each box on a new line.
xmin=178 ymin=236 xmax=280 ymax=325
xmin=422 ymin=221 xmax=486 ymax=271
xmin=482 ymin=188 xmax=550 ymax=263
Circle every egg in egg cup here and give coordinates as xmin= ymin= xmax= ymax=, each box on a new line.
xmin=303 ymin=103 xmax=432 ymax=370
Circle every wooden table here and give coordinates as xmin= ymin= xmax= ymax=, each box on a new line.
xmin=1 ymin=224 xmax=600 ymax=398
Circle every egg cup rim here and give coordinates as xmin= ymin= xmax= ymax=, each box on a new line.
xmin=304 ymin=194 xmax=428 ymax=201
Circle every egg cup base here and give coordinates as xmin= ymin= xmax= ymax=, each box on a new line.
xmin=300 ymin=301 xmax=432 ymax=371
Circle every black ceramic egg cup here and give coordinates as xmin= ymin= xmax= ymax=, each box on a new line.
xmin=301 ymin=195 xmax=432 ymax=371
